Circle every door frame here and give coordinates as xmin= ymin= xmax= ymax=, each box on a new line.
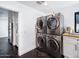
xmin=0 ymin=7 xmax=19 ymax=56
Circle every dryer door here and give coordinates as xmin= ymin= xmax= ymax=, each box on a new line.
xmin=47 ymin=38 xmax=60 ymax=53
xmin=37 ymin=36 xmax=45 ymax=49
xmin=47 ymin=17 xmax=59 ymax=30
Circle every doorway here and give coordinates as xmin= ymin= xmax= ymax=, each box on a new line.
xmin=0 ymin=8 xmax=18 ymax=58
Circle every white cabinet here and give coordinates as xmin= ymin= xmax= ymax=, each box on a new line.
xmin=77 ymin=40 xmax=79 ymax=58
xmin=63 ymin=36 xmax=78 ymax=58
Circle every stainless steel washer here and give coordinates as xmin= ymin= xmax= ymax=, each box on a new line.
xmin=47 ymin=13 xmax=64 ymax=35
xmin=36 ymin=33 xmax=46 ymax=52
xmin=46 ymin=34 xmax=63 ymax=57
xmin=36 ymin=16 xmax=47 ymax=34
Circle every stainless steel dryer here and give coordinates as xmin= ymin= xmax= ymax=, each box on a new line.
xmin=47 ymin=13 xmax=64 ymax=35
xmin=36 ymin=16 xmax=47 ymax=34
xmin=46 ymin=34 xmax=63 ymax=58
xmin=36 ymin=33 xmax=46 ymax=52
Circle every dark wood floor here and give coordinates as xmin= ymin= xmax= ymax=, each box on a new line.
xmin=19 ymin=48 xmax=64 ymax=58
xmin=0 ymin=37 xmax=18 ymax=58
xmin=0 ymin=37 xmax=64 ymax=58
xmin=20 ymin=48 xmax=52 ymax=58
xmin=0 ymin=37 xmax=52 ymax=58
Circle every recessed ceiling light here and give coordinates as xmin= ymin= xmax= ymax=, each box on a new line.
xmin=36 ymin=1 xmax=44 ymax=5
xmin=36 ymin=1 xmax=48 ymax=6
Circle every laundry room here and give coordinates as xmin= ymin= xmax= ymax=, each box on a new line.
xmin=0 ymin=0 xmax=79 ymax=58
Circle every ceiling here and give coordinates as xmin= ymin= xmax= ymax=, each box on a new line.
xmin=18 ymin=1 xmax=79 ymax=13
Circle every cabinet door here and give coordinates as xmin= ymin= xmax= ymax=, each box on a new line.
xmin=63 ymin=36 xmax=77 ymax=58
xmin=77 ymin=40 xmax=79 ymax=57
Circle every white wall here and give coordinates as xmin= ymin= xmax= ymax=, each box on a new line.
xmin=0 ymin=1 xmax=46 ymax=56
xmin=0 ymin=11 xmax=8 ymax=37
xmin=61 ymin=4 xmax=79 ymax=32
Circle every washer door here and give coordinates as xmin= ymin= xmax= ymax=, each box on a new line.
xmin=37 ymin=36 xmax=45 ymax=48
xmin=37 ymin=18 xmax=43 ymax=29
xmin=47 ymin=38 xmax=59 ymax=53
xmin=47 ymin=17 xmax=59 ymax=30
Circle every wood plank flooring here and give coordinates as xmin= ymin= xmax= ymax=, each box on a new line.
xmin=0 ymin=37 xmax=18 ymax=58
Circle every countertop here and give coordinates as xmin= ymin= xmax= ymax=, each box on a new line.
xmin=63 ymin=33 xmax=79 ymax=38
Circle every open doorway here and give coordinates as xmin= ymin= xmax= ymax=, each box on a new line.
xmin=0 ymin=8 xmax=18 ymax=58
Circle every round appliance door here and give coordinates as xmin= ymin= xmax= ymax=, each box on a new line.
xmin=37 ymin=19 xmax=43 ymax=29
xmin=37 ymin=36 xmax=45 ymax=49
xmin=47 ymin=38 xmax=59 ymax=53
xmin=47 ymin=17 xmax=59 ymax=30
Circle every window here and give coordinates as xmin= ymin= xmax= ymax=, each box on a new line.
xmin=75 ymin=12 xmax=79 ymax=33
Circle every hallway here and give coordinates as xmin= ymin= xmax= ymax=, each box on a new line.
xmin=0 ymin=37 xmax=17 ymax=58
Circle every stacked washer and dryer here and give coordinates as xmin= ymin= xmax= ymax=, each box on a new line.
xmin=35 ymin=13 xmax=64 ymax=58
